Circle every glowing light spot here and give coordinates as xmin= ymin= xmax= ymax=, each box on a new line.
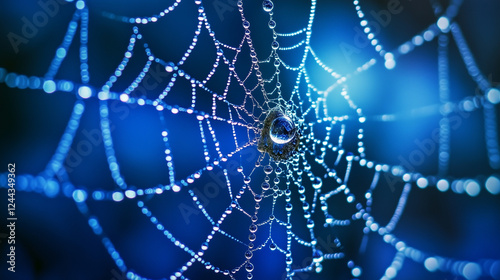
xmin=424 ymin=257 xmax=439 ymax=272
xmin=56 ymin=48 xmax=67 ymax=58
xmin=487 ymin=88 xmax=500 ymax=104
xmin=402 ymin=173 xmax=411 ymax=182
xmin=416 ymin=177 xmax=428 ymax=188
xmin=437 ymin=17 xmax=450 ymax=32
xmin=76 ymin=0 xmax=85 ymax=9
xmin=462 ymin=99 xmax=475 ymax=111
xmin=412 ymin=35 xmax=424 ymax=46
xmin=125 ymin=190 xmax=136 ymax=199
xmin=43 ymin=80 xmax=56 ymax=93
xmin=395 ymin=241 xmax=405 ymax=251
xmin=352 ymin=267 xmax=362 ymax=277
xmin=165 ymin=62 xmax=175 ymax=72
xmin=120 ymin=93 xmax=129 ymax=102
xmin=44 ymin=180 xmax=59 ymax=197
xmin=462 ymin=262 xmax=481 ymax=280
xmin=423 ymin=30 xmax=434 ymax=41
xmin=464 ymin=180 xmax=480 ymax=197
xmin=72 ymin=189 xmax=87 ymax=202
xmin=78 ymin=86 xmax=92 ymax=99
xmin=112 ymin=192 xmax=124 ymax=202
xmin=93 ymin=191 xmax=104 ymax=200
xmin=485 ymin=176 xmax=500 ymax=195
xmin=399 ymin=43 xmax=411 ymax=54
xmin=385 ymin=59 xmax=396 ymax=70
xmin=385 ymin=267 xmax=397 ymax=279
xmin=98 ymin=91 xmax=109 ymax=100
xmin=172 ymin=184 xmax=181 ymax=192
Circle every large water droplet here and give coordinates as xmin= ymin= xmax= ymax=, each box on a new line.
xmin=245 ymin=262 xmax=254 ymax=272
xmin=263 ymin=0 xmax=274 ymax=12
xmin=270 ymin=116 xmax=295 ymax=144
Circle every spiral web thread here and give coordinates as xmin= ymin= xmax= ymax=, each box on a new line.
xmin=1 ymin=0 xmax=500 ymax=279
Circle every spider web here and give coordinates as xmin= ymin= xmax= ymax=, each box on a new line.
xmin=1 ymin=0 xmax=500 ymax=279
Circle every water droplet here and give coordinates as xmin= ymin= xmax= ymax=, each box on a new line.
xmin=248 ymin=233 xmax=256 ymax=242
xmin=245 ymin=250 xmax=253 ymax=259
xmin=312 ymin=177 xmax=322 ymax=189
xmin=325 ymin=214 xmax=333 ymax=224
xmin=245 ymin=262 xmax=254 ymax=272
xmin=268 ymin=20 xmax=276 ymax=29
xmin=271 ymin=40 xmax=279 ymax=50
xmin=165 ymin=62 xmax=175 ymax=72
xmin=307 ymin=219 xmax=315 ymax=228
xmin=269 ymin=242 xmax=277 ymax=250
xmin=275 ymin=166 xmax=283 ymax=174
xmin=243 ymin=20 xmax=250 ymax=29
xmin=261 ymin=182 xmax=270 ymax=190
xmin=249 ymin=224 xmax=258 ymax=233
xmin=264 ymin=165 xmax=273 ymax=174
xmin=270 ymin=116 xmax=295 ymax=144
xmin=263 ymin=0 xmax=274 ymax=12
xmin=285 ymin=203 xmax=293 ymax=211
xmin=313 ymin=249 xmax=324 ymax=263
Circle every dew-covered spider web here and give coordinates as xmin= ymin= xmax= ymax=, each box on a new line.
xmin=1 ymin=0 xmax=500 ymax=279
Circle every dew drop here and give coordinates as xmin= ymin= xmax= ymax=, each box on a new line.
xmin=245 ymin=262 xmax=254 ymax=272
xmin=264 ymin=165 xmax=273 ymax=174
xmin=245 ymin=250 xmax=253 ymax=259
xmin=271 ymin=40 xmax=279 ymax=50
xmin=165 ymin=62 xmax=175 ymax=72
xmin=270 ymin=116 xmax=295 ymax=144
xmin=249 ymin=224 xmax=258 ymax=233
xmin=268 ymin=20 xmax=276 ymax=29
